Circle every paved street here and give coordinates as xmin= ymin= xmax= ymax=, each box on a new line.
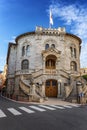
xmin=0 ymin=96 xmax=87 ymax=130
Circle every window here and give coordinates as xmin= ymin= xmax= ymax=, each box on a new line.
xmin=70 ymin=61 xmax=77 ymax=71
xmin=74 ymin=48 xmax=76 ymax=58
xmin=21 ymin=60 xmax=29 ymax=70
xmin=22 ymin=46 xmax=25 ymax=56
xmin=45 ymin=44 xmax=49 ymax=50
xmin=52 ymin=80 xmax=57 ymax=86
xmin=46 ymin=81 xmax=50 ymax=87
xmin=70 ymin=46 xmax=76 ymax=58
xmin=51 ymin=44 xmax=55 ymax=48
xmin=46 ymin=59 xmax=56 ymax=69
xmin=70 ymin=47 xmax=73 ymax=57
xmin=26 ymin=45 xmax=30 ymax=56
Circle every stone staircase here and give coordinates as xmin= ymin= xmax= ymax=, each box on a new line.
xmin=19 ymin=79 xmax=30 ymax=95
xmin=60 ymin=69 xmax=70 ymax=79
xmin=66 ymin=75 xmax=87 ymax=103
xmin=65 ymin=76 xmax=74 ymax=99
xmin=19 ymin=71 xmax=45 ymax=102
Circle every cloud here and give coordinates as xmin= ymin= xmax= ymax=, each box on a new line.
xmin=4 ymin=36 xmax=16 ymax=43
xmin=48 ymin=2 xmax=87 ymax=67
xmin=9 ymin=36 xmax=16 ymax=43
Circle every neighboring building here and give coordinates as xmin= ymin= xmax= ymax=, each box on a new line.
xmin=6 ymin=26 xmax=87 ymax=103
xmin=0 ymin=65 xmax=7 ymax=90
xmin=80 ymin=68 xmax=87 ymax=76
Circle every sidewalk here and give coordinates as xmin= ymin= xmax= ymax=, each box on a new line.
xmin=30 ymin=98 xmax=79 ymax=105
xmin=1 ymin=95 xmax=79 ymax=106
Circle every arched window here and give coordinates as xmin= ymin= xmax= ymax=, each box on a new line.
xmin=22 ymin=46 xmax=25 ymax=56
xmin=45 ymin=44 xmax=49 ymax=50
xmin=46 ymin=59 xmax=56 ymax=69
xmin=21 ymin=60 xmax=29 ymax=70
xmin=45 ymin=55 xmax=57 ymax=69
xmin=26 ymin=45 xmax=30 ymax=56
xmin=70 ymin=61 xmax=77 ymax=71
xmin=51 ymin=44 xmax=55 ymax=48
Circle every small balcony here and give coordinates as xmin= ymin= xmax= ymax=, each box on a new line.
xmin=45 ymin=69 xmax=58 ymax=74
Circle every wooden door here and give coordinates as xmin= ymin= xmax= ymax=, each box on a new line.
xmin=45 ymin=79 xmax=58 ymax=97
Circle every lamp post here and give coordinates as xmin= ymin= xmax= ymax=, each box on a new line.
xmin=76 ymin=81 xmax=82 ymax=103
xmin=58 ymin=79 xmax=62 ymax=97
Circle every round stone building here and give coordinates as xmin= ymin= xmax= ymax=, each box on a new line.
xmin=6 ymin=26 xmax=86 ymax=102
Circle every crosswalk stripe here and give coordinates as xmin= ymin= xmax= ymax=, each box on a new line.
xmin=49 ymin=105 xmax=65 ymax=109
xmin=38 ymin=105 xmax=56 ymax=110
xmin=19 ymin=107 xmax=35 ymax=113
xmin=62 ymin=105 xmax=72 ymax=108
xmin=7 ymin=108 xmax=22 ymax=115
xmin=29 ymin=106 xmax=46 ymax=112
xmin=0 ymin=109 xmax=7 ymax=118
xmin=70 ymin=105 xmax=80 ymax=107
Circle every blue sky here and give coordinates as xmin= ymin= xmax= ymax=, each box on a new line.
xmin=0 ymin=0 xmax=87 ymax=70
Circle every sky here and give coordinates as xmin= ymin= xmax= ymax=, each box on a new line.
xmin=0 ymin=0 xmax=87 ymax=70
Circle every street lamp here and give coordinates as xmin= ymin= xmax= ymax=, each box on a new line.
xmin=76 ymin=81 xmax=82 ymax=103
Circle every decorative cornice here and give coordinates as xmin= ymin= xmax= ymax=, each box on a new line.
xmin=15 ymin=27 xmax=81 ymax=45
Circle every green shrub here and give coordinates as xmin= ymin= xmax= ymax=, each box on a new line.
xmin=82 ymin=75 xmax=87 ymax=81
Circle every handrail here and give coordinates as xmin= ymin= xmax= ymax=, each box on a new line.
xmin=19 ymin=81 xmax=30 ymax=95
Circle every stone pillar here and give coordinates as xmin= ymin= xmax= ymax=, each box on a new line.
xmin=43 ymin=57 xmax=45 ymax=73
xmin=41 ymin=82 xmax=46 ymax=97
xmin=31 ymin=84 xmax=36 ymax=95
xmin=29 ymin=84 xmax=36 ymax=102
xmin=57 ymin=82 xmax=62 ymax=98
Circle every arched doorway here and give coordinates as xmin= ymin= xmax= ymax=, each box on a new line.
xmin=45 ymin=79 xmax=58 ymax=97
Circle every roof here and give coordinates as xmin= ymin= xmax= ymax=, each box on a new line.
xmin=66 ymin=33 xmax=82 ymax=44
xmin=15 ymin=32 xmax=35 ymax=43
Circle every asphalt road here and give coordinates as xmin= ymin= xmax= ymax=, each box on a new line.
xmin=0 ymin=95 xmax=87 ymax=130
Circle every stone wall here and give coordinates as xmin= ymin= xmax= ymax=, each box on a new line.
xmin=6 ymin=27 xmax=81 ymax=100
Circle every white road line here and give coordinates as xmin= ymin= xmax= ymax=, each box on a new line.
xmin=38 ymin=105 xmax=56 ymax=110
xmin=62 ymin=105 xmax=72 ymax=108
xmin=49 ymin=105 xmax=65 ymax=109
xmin=7 ymin=108 xmax=22 ymax=115
xmin=70 ymin=105 xmax=80 ymax=107
xmin=29 ymin=106 xmax=46 ymax=112
xmin=0 ymin=109 xmax=7 ymax=118
xmin=19 ymin=107 xmax=35 ymax=113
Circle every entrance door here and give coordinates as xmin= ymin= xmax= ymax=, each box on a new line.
xmin=45 ymin=79 xmax=58 ymax=97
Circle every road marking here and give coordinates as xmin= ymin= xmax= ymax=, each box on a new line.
xmin=7 ymin=108 xmax=22 ymax=115
xmin=0 ymin=109 xmax=7 ymax=118
xmin=49 ymin=105 xmax=65 ymax=109
xmin=70 ymin=105 xmax=80 ymax=107
xmin=62 ymin=105 xmax=72 ymax=108
xmin=38 ymin=105 xmax=56 ymax=110
xmin=19 ymin=107 xmax=35 ymax=113
xmin=29 ymin=106 xmax=46 ymax=112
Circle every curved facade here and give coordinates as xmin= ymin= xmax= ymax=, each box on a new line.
xmin=6 ymin=26 xmax=83 ymax=102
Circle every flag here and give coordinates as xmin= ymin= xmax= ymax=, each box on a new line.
xmin=50 ymin=9 xmax=53 ymax=25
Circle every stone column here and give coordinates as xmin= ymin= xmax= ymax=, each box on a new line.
xmin=41 ymin=82 xmax=46 ymax=97
xmin=57 ymin=82 xmax=61 ymax=97
xmin=32 ymin=84 xmax=36 ymax=95
xmin=57 ymin=79 xmax=62 ymax=98
xmin=43 ymin=57 xmax=45 ymax=74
